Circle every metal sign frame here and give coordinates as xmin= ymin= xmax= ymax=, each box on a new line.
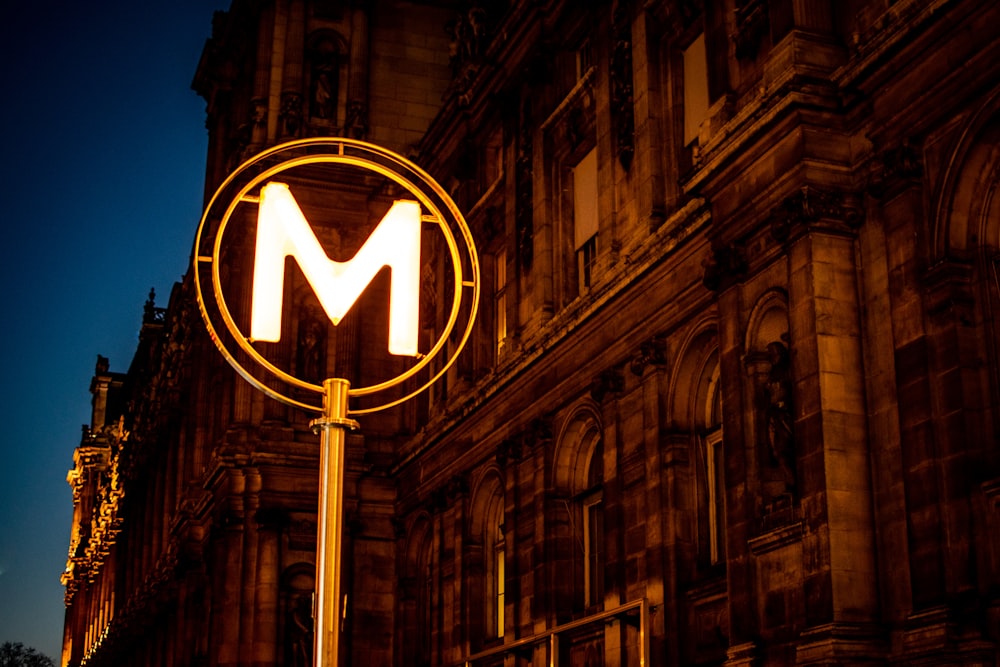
xmin=193 ymin=137 xmax=480 ymax=415
xmin=192 ymin=137 xmax=480 ymax=666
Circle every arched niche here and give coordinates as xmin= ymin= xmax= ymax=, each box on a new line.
xmin=552 ymin=401 xmax=603 ymax=496
xmin=744 ymin=290 xmax=795 ymax=507
xmin=668 ymin=318 xmax=721 ymax=433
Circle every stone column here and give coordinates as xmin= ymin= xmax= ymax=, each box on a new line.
xmin=708 ymin=250 xmax=759 ymax=667
xmin=632 ymin=340 xmax=672 ymax=665
xmin=345 ymin=4 xmax=370 ymax=138
xmin=280 ymin=0 xmax=305 ymax=139
xmin=250 ymin=2 xmax=274 ymax=152
xmin=252 ymin=508 xmax=282 ymax=666
xmin=772 ymin=188 xmax=881 ymax=661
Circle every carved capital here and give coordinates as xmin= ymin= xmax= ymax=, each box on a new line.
xmin=770 ymin=186 xmax=863 ymax=244
xmin=630 ymin=337 xmax=667 ymax=376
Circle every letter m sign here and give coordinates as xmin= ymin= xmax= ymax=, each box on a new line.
xmin=250 ymin=182 xmax=422 ymax=356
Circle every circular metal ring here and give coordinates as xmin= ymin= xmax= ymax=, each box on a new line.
xmin=193 ymin=138 xmax=480 ymax=415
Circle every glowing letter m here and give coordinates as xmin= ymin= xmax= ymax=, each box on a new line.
xmin=251 ymin=182 xmax=422 ymax=356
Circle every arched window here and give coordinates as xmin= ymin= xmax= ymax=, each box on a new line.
xmin=581 ymin=437 xmax=604 ymax=608
xmin=698 ymin=355 xmax=724 ymax=565
xmin=479 ymin=478 xmax=505 ymax=640
xmin=400 ymin=517 xmax=433 ymax=667
xmin=553 ymin=404 xmax=604 ymax=613
xmin=671 ymin=325 xmax=725 ymax=571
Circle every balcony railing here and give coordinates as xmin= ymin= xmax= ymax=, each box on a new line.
xmin=460 ymin=598 xmax=649 ymax=667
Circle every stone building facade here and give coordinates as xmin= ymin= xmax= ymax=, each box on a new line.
xmin=62 ymin=0 xmax=1000 ymax=665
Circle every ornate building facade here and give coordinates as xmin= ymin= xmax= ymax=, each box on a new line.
xmin=62 ymin=0 xmax=1000 ymax=665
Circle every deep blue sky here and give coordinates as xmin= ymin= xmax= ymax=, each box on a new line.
xmin=0 ymin=1 xmax=227 ymax=660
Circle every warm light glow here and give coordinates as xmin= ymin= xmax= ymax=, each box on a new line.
xmin=251 ymin=181 xmax=422 ymax=356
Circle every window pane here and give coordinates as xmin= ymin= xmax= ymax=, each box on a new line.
xmin=573 ymin=148 xmax=598 ymax=248
xmin=683 ymin=34 xmax=709 ymax=145
xmin=496 ymin=545 xmax=505 ymax=637
xmin=495 ymin=249 xmax=507 ymax=350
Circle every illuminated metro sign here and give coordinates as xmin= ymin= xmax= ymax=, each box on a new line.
xmin=250 ymin=182 xmax=422 ymax=356
xmin=193 ymin=137 xmax=480 ymax=415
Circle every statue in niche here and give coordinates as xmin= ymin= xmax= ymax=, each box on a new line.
xmin=763 ymin=340 xmax=796 ymax=494
xmin=297 ymin=307 xmax=328 ymax=385
xmin=446 ymin=3 xmax=491 ymax=74
xmin=286 ymin=591 xmax=313 ymax=667
xmin=309 ymin=39 xmax=339 ymax=121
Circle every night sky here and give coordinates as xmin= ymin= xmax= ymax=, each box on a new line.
xmin=0 ymin=1 xmax=227 ymax=660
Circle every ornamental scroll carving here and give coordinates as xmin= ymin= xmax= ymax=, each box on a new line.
xmin=770 ymin=186 xmax=863 ymax=243
xmin=630 ymin=337 xmax=667 ymax=376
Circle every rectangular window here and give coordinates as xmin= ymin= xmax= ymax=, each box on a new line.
xmin=683 ymin=33 xmax=709 ymax=146
xmin=577 ymin=236 xmax=598 ymax=291
xmin=582 ymin=489 xmax=604 ymax=607
xmin=573 ymin=148 xmax=599 ymax=292
xmin=495 ymin=248 xmax=507 ymax=353
xmin=495 ymin=542 xmax=505 ymax=638
xmin=705 ymin=429 xmax=725 ymax=564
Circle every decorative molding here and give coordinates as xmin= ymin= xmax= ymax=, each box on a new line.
xmin=747 ymin=520 xmax=802 ymax=555
xmin=770 ymin=186 xmax=863 ymax=243
xmin=630 ymin=337 xmax=667 ymax=376
xmin=725 ymin=641 xmax=758 ymax=667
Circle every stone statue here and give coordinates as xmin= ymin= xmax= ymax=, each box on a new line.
xmin=763 ymin=341 xmax=795 ymax=491
xmin=287 ymin=592 xmax=313 ymax=667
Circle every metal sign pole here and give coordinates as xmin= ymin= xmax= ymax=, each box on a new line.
xmin=310 ymin=378 xmax=359 ymax=667
xmin=193 ymin=139 xmax=480 ymax=667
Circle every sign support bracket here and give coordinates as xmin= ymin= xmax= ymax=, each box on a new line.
xmin=309 ymin=378 xmax=359 ymax=667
